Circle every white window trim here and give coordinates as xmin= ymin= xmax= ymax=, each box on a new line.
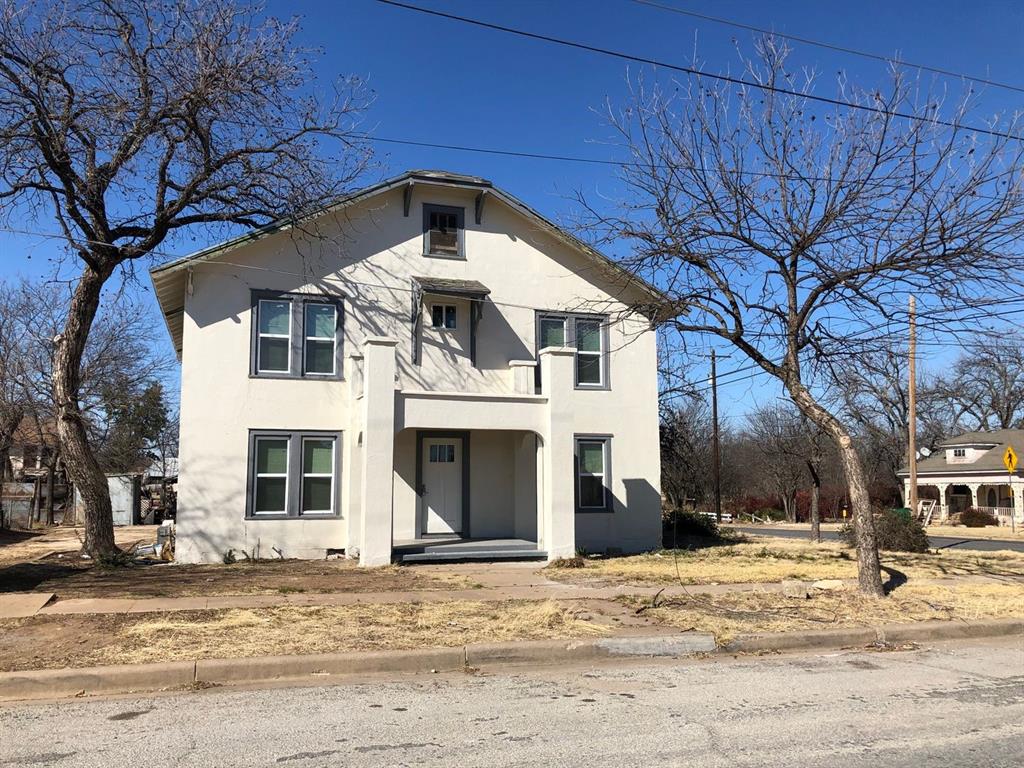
xmin=574 ymin=319 xmax=605 ymax=388
xmin=430 ymin=304 xmax=457 ymax=330
xmin=253 ymin=437 xmax=289 ymax=515
xmin=257 ymin=299 xmax=292 ymax=374
xmin=300 ymin=437 xmax=335 ymax=515
xmin=304 ymin=303 xmax=337 ymax=376
xmin=577 ymin=439 xmax=609 ymax=510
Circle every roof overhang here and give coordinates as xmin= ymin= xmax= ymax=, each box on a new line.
xmin=149 ymin=169 xmax=667 ymax=356
xmin=412 ymin=276 xmax=490 ymax=301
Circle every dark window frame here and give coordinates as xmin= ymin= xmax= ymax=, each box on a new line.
xmin=430 ymin=303 xmax=458 ymax=330
xmin=574 ymin=434 xmax=613 ymax=513
xmin=422 ymin=203 xmax=466 ymax=259
xmin=245 ymin=429 xmax=343 ymax=520
xmin=535 ymin=311 xmax=611 ymax=391
xmin=250 ymin=290 xmax=345 ymax=380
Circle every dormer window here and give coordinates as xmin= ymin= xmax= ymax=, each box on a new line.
xmin=953 ymin=448 xmax=966 ymax=458
xmin=423 ymin=204 xmax=464 ymax=259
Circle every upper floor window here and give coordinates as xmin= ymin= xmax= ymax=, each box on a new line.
xmin=251 ymin=291 xmax=344 ymax=380
xmin=536 ymin=312 xmax=609 ymax=390
xmin=431 ymin=304 xmax=457 ymax=330
xmin=953 ymin=448 xmax=966 ymax=458
xmin=423 ymin=204 xmax=465 ymax=259
xmin=257 ymin=299 xmax=291 ymax=374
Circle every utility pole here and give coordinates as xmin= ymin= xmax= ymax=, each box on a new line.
xmin=908 ymin=295 xmax=919 ymax=518
xmin=711 ymin=349 xmax=722 ymax=523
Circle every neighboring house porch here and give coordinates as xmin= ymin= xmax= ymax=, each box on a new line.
xmin=899 ymin=429 xmax=1024 ymax=526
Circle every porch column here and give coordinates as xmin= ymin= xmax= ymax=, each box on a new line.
xmin=539 ymin=347 xmax=576 ymax=561
xmin=936 ymin=483 xmax=950 ymax=521
xmin=358 ymin=337 xmax=398 ymax=567
xmin=902 ymin=478 xmax=912 ymax=511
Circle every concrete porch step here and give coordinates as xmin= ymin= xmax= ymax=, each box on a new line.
xmin=392 ymin=537 xmax=547 ymax=563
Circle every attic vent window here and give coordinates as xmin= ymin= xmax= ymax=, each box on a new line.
xmin=423 ymin=204 xmax=464 ymax=259
xmin=953 ymin=448 xmax=966 ymax=457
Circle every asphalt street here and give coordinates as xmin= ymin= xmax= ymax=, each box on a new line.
xmin=728 ymin=525 xmax=1024 ymax=552
xmin=1 ymin=638 xmax=1022 ymax=767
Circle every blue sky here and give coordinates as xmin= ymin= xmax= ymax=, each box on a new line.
xmin=3 ymin=0 xmax=1023 ymax=421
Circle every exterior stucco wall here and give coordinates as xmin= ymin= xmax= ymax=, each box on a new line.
xmin=173 ymin=182 xmax=661 ymax=563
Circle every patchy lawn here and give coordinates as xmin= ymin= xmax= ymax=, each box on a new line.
xmin=625 ymin=582 xmax=1024 ymax=644
xmin=0 ymin=599 xmax=610 ymax=671
xmin=545 ymin=539 xmax=1024 ymax=586
xmin=0 ymin=557 xmax=468 ymax=599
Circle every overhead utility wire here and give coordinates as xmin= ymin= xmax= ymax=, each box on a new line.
xmin=375 ymin=0 xmax=1024 ymax=142
xmin=629 ymin=0 xmax=1024 ymax=95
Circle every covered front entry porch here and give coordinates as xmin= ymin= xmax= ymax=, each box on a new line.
xmin=391 ymin=428 xmax=546 ymax=562
xmin=906 ymin=476 xmax=1021 ymax=525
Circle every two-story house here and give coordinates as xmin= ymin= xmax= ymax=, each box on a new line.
xmin=898 ymin=429 xmax=1024 ymax=525
xmin=151 ymin=170 xmax=663 ymax=566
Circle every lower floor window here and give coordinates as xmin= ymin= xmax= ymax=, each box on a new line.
xmin=248 ymin=431 xmax=341 ymax=518
xmin=576 ymin=437 xmax=610 ymax=511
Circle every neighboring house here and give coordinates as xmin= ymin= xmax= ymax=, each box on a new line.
xmin=898 ymin=429 xmax=1024 ymax=525
xmin=150 ymin=170 xmax=664 ymax=565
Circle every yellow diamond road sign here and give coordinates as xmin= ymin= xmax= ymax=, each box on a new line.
xmin=1004 ymin=445 xmax=1018 ymax=473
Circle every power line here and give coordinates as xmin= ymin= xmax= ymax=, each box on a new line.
xmin=629 ymin=0 xmax=1024 ymax=95
xmin=375 ymin=0 xmax=1024 ymax=143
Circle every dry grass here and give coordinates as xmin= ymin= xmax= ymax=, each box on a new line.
xmin=627 ymin=582 xmax=1024 ymax=644
xmin=0 ymin=600 xmax=610 ymax=671
xmin=545 ymin=539 xmax=1024 ymax=586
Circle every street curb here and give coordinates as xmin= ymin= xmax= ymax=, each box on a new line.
xmin=1 ymin=619 xmax=1020 ymax=702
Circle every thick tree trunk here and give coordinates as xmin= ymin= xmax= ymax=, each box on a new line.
xmin=53 ymin=264 xmax=117 ymax=558
xmin=787 ymin=382 xmax=885 ymax=596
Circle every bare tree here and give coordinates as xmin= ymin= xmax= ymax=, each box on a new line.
xmin=0 ymin=0 xmax=371 ymax=556
xmin=937 ymin=337 xmax=1024 ymax=431
xmin=746 ymin=405 xmax=806 ymax=522
xmin=587 ymin=38 xmax=1024 ymax=595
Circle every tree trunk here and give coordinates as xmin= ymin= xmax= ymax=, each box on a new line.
xmin=45 ymin=461 xmax=55 ymax=526
xmin=807 ymin=459 xmax=821 ymax=543
xmin=787 ymin=382 xmax=885 ymax=596
xmin=53 ymin=264 xmax=117 ymax=558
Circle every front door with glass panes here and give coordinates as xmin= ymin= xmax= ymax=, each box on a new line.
xmin=422 ymin=437 xmax=463 ymax=535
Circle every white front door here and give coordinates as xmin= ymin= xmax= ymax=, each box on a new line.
xmin=422 ymin=437 xmax=463 ymax=534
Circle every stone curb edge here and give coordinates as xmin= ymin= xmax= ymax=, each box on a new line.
xmin=1 ymin=618 xmax=1020 ymax=702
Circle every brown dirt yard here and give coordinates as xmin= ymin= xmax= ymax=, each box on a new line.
xmin=0 ymin=599 xmax=614 ymax=672
xmin=727 ymin=522 xmax=1024 ymax=542
xmin=0 ymin=527 xmax=467 ymax=599
xmin=622 ymin=582 xmax=1024 ymax=644
xmin=545 ymin=538 xmax=1024 ymax=587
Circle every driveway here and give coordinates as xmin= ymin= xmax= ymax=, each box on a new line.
xmin=1 ymin=639 xmax=1021 ymax=767
xmin=727 ymin=525 xmax=1024 ymax=553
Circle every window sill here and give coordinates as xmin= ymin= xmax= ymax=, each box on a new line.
xmin=422 ymin=251 xmax=467 ymax=261
xmin=575 ymin=506 xmax=614 ymax=514
xmin=245 ymin=513 xmax=342 ymax=521
xmin=249 ymin=373 xmax=345 ymax=382
xmin=574 ymin=383 xmax=611 ymax=391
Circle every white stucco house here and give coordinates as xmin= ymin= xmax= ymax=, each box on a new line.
xmin=150 ymin=170 xmax=664 ymax=566
xmin=898 ymin=429 xmax=1024 ymax=526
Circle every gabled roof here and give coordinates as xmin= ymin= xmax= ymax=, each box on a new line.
xmin=898 ymin=428 xmax=1024 ymax=476
xmin=149 ymin=169 xmax=665 ymax=357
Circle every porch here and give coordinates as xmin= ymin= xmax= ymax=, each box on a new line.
xmin=905 ymin=477 xmax=1023 ymax=525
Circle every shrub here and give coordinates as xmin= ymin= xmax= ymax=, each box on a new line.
xmin=662 ymin=509 xmax=720 ymax=547
xmin=839 ymin=508 xmax=930 ymax=553
xmin=958 ymin=507 xmax=1000 ymax=528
